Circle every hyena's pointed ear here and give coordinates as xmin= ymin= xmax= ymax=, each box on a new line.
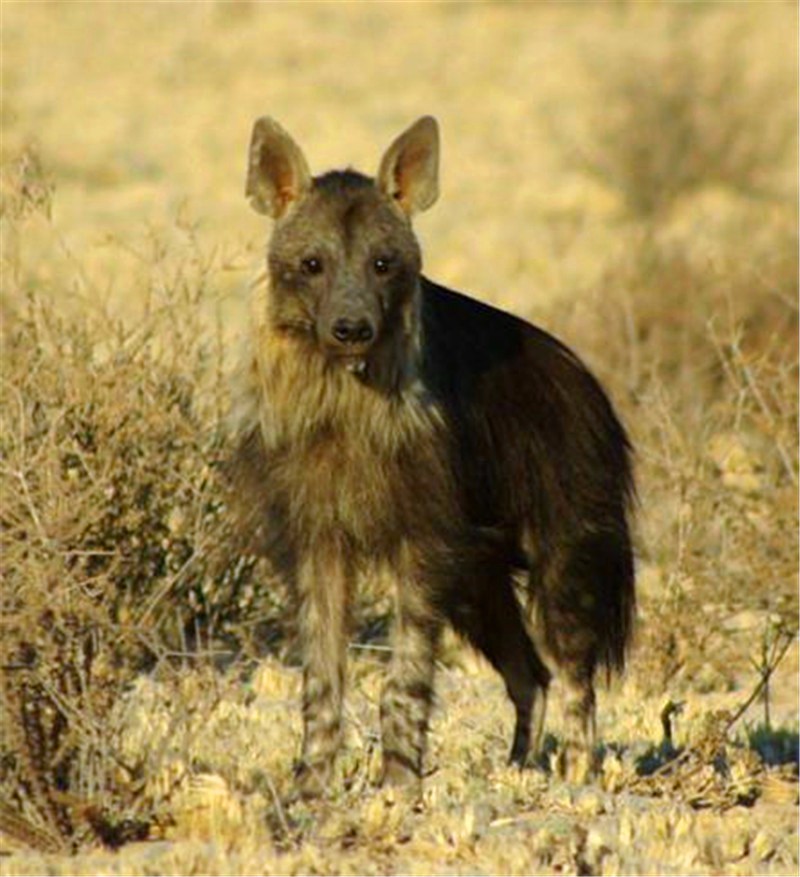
xmin=377 ymin=116 xmax=440 ymax=216
xmin=245 ymin=117 xmax=312 ymax=218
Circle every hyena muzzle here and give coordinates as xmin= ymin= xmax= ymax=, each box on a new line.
xmin=229 ymin=115 xmax=635 ymax=794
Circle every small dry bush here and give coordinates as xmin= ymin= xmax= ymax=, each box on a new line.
xmin=0 ymin=161 xmax=274 ymax=850
xmin=0 ymin=308 xmax=205 ymax=848
xmin=572 ymin=9 xmax=796 ymax=218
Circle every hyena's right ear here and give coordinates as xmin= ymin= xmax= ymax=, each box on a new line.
xmin=246 ymin=117 xmax=312 ymax=218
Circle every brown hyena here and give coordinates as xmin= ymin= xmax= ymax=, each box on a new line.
xmin=229 ymin=116 xmax=635 ymax=794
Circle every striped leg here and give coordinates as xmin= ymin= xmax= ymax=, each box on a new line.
xmin=380 ymin=554 xmax=442 ymax=787
xmin=557 ymin=665 xmax=597 ymax=783
xmin=293 ymin=547 xmax=350 ymax=797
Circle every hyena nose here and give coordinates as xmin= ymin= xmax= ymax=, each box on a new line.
xmin=331 ymin=317 xmax=374 ymax=346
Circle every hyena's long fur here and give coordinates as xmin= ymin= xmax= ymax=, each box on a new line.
xmin=229 ymin=116 xmax=635 ymax=792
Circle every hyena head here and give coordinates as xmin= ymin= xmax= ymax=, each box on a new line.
xmin=245 ymin=116 xmax=439 ymax=378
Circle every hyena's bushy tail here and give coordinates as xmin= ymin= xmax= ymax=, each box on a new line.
xmin=584 ymin=525 xmax=636 ymax=676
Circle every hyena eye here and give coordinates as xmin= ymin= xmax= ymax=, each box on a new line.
xmin=301 ymin=256 xmax=323 ymax=276
xmin=373 ymin=257 xmax=391 ymax=275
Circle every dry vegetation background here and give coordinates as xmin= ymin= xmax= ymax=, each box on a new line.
xmin=1 ymin=2 xmax=798 ymax=875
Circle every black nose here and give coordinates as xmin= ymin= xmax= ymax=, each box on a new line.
xmin=331 ymin=318 xmax=374 ymax=345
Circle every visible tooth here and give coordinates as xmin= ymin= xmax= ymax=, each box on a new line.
xmin=346 ymin=359 xmax=367 ymax=376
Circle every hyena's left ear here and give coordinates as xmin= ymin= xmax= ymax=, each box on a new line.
xmin=246 ymin=117 xmax=312 ymax=218
xmin=377 ymin=116 xmax=439 ymax=216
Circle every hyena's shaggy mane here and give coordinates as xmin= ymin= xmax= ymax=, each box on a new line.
xmin=226 ymin=275 xmax=456 ymax=562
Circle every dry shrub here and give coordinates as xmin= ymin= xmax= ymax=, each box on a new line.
xmin=1 ymin=296 xmax=223 ymax=848
xmin=0 ymin=158 xmax=274 ymax=848
xmin=573 ymin=9 xmax=796 ymax=218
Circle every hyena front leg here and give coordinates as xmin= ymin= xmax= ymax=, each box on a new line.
xmin=293 ymin=547 xmax=350 ymax=797
xmin=380 ymin=554 xmax=442 ymax=788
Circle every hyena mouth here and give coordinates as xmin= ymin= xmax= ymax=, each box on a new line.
xmin=322 ymin=346 xmax=369 ymax=377
xmin=343 ymin=357 xmax=368 ymax=377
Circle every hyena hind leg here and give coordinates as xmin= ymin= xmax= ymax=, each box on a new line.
xmin=557 ymin=665 xmax=598 ymax=783
xmin=542 ymin=600 xmax=600 ymax=782
xmin=447 ymin=573 xmax=552 ymax=769
xmin=546 ymin=535 xmax=633 ymax=783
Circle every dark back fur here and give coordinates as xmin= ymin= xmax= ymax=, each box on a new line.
xmin=418 ymin=278 xmax=635 ymax=673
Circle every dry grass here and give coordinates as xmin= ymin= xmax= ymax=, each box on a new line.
xmin=1 ymin=2 xmax=797 ymax=875
xmin=566 ymin=9 xmax=796 ymax=218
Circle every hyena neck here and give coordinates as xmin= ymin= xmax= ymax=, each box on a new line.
xmin=365 ymin=282 xmax=425 ymax=397
xmin=242 ymin=281 xmax=438 ymax=453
